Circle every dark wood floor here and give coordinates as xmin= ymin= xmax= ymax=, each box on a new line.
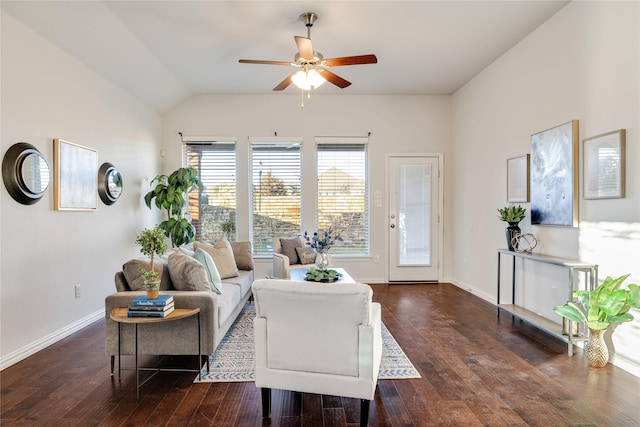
xmin=2 ymin=283 xmax=639 ymax=426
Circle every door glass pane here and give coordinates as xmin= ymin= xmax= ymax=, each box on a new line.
xmin=397 ymin=163 xmax=431 ymax=266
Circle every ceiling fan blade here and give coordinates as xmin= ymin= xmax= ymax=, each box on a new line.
xmin=320 ymin=70 xmax=351 ymax=89
xmin=239 ymin=59 xmax=292 ymax=66
xmin=324 ymin=54 xmax=378 ymax=67
xmin=294 ymin=36 xmax=314 ymax=60
xmin=273 ymin=73 xmax=296 ymax=91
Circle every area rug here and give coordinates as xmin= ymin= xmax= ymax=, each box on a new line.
xmin=194 ymin=302 xmax=421 ymax=383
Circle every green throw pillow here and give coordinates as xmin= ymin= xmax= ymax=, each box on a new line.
xmin=193 ymin=247 xmax=223 ymax=294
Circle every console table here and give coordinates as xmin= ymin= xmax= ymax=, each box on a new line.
xmin=496 ymin=249 xmax=598 ymax=356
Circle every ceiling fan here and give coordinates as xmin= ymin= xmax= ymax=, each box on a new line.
xmin=239 ymin=12 xmax=377 ymax=93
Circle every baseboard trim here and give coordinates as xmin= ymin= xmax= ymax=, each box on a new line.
xmin=447 ymin=278 xmax=496 ymax=305
xmin=0 ymin=309 xmax=104 ymax=371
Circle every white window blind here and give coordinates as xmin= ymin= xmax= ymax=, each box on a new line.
xmin=316 ymin=138 xmax=369 ymax=255
xmin=249 ymin=139 xmax=302 ymax=254
xmin=184 ymin=140 xmax=237 ymax=243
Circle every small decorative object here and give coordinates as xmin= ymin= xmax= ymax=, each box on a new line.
xmin=304 ymin=228 xmax=341 ymax=271
xmin=513 ymin=233 xmax=538 ymax=253
xmin=507 ymin=155 xmax=530 ymax=203
xmin=135 ymin=227 xmax=168 ymax=299
xmin=583 ymin=129 xmax=625 ymax=199
xmin=530 ymin=120 xmax=578 ymax=226
xmin=305 ymin=267 xmax=343 ymax=283
xmin=497 ymin=205 xmax=526 ymax=251
xmin=553 ymin=274 xmax=640 ymax=368
xmin=221 ymin=220 xmax=236 ymax=241
xmin=144 ymin=167 xmax=204 ymax=247
xmin=54 ymin=138 xmax=98 ymax=211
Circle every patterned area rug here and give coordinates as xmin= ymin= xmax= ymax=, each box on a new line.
xmin=194 ymin=302 xmax=421 ymax=383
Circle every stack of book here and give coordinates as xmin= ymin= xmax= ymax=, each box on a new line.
xmin=127 ymin=294 xmax=175 ymax=317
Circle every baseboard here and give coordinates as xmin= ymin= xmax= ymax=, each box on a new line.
xmin=610 ymin=352 xmax=640 ymax=378
xmin=0 ymin=308 xmax=105 ymax=371
xmin=447 ymin=277 xmax=496 ymax=305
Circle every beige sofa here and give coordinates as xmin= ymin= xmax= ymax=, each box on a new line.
xmin=272 ymin=236 xmax=332 ymax=279
xmin=104 ymin=241 xmax=254 ymax=371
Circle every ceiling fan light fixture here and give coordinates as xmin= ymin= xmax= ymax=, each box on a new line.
xmin=291 ymin=68 xmax=326 ymax=90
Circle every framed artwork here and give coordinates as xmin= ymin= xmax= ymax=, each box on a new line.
xmin=583 ymin=129 xmax=625 ymax=199
xmin=530 ymin=120 xmax=578 ymax=226
xmin=507 ymin=154 xmax=530 ymax=202
xmin=54 ymin=139 xmax=98 ymax=210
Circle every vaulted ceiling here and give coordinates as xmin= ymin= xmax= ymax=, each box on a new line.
xmin=2 ymin=1 xmax=569 ymax=112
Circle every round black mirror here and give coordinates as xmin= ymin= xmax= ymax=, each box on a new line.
xmin=2 ymin=142 xmax=50 ymax=205
xmin=98 ymin=162 xmax=123 ymax=205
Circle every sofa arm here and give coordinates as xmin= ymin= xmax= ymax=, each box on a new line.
xmin=272 ymin=252 xmax=291 ymax=279
xmin=105 ymin=291 xmax=217 ymax=357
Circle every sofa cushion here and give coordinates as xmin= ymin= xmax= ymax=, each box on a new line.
xmin=217 ymin=282 xmax=242 ymax=326
xmin=220 ymin=269 xmax=254 ymax=299
xmin=193 ymin=248 xmax=223 ymax=294
xmin=280 ymin=237 xmax=302 ymax=264
xmin=168 ymin=251 xmax=211 ymax=292
xmin=122 ymin=258 xmax=172 ymax=291
xmin=194 ymin=241 xmax=239 ymax=279
xmin=230 ymin=241 xmax=253 ymax=271
xmin=295 ymin=246 xmax=317 ymax=264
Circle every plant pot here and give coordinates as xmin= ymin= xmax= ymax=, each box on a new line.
xmin=145 ymin=280 xmax=160 ymax=300
xmin=315 ymin=251 xmax=329 ymax=271
xmin=505 ymin=222 xmax=521 ymax=251
xmin=586 ymin=329 xmax=609 ymax=368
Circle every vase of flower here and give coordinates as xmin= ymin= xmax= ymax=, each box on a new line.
xmin=315 ymin=251 xmax=329 ymax=271
xmin=506 ymin=222 xmax=521 ymax=251
xmin=586 ymin=329 xmax=609 ymax=368
xmin=498 ymin=205 xmax=526 ymax=251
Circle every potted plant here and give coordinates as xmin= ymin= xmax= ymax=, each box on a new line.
xmin=135 ymin=227 xmax=169 ymax=299
xmin=221 ymin=220 xmax=236 ymax=241
xmin=497 ymin=204 xmax=526 ymax=251
xmin=553 ymin=274 xmax=640 ymax=367
xmin=303 ymin=228 xmax=341 ymax=271
xmin=144 ymin=167 xmax=204 ymax=247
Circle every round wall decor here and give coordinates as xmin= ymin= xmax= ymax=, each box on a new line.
xmin=98 ymin=162 xmax=123 ymax=205
xmin=2 ymin=142 xmax=50 ymax=205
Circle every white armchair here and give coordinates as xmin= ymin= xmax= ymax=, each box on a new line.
xmin=252 ymin=279 xmax=382 ymax=426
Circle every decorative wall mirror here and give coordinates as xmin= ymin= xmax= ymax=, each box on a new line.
xmin=98 ymin=162 xmax=123 ymax=205
xmin=2 ymin=142 xmax=50 ymax=205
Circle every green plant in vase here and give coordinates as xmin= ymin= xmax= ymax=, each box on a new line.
xmin=497 ymin=204 xmax=526 ymax=251
xmin=553 ymin=274 xmax=640 ymax=367
xmin=135 ymin=227 xmax=168 ymax=299
xmin=303 ymin=228 xmax=341 ymax=271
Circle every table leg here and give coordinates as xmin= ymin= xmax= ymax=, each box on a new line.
xmin=135 ymin=324 xmax=139 ymax=400
xmin=117 ymin=322 xmax=122 ymax=381
xmin=197 ymin=312 xmax=201 ymax=381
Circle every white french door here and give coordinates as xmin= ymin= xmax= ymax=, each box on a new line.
xmin=387 ymin=155 xmax=441 ymax=282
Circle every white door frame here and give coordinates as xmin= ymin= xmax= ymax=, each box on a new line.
xmin=385 ymin=153 xmax=444 ymax=283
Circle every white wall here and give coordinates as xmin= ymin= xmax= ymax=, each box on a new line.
xmin=0 ymin=13 xmax=162 ymax=368
xmin=450 ymin=1 xmax=639 ymax=375
xmin=162 ymin=94 xmax=451 ymax=282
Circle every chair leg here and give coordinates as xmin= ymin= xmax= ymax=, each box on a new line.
xmin=110 ymin=355 xmax=115 ymax=376
xmin=360 ymin=399 xmax=370 ymax=427
xmin=261 ymin=388 xmax=271 ymax=418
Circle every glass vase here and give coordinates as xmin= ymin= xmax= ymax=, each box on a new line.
xmin=315 ymin=251 xmax=329 ymax=271
xmin=586 ymin=329 xmax=609 ymax=368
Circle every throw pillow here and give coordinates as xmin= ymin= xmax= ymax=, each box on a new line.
xmin=295 ymin=246 xmax=317 ymax=264
xmin=167 ymin=251 xmax=210 ymax=292
xmin=122 ymin=258 xmax=172 ymax=291
xmin=192 ymin=247 xmax=222 ymax=294
xmin=279 ymin=236 xmax=302 ymax=265
xmin=194 ymin=241 xmax=239 ymax=279
xmin=230 ymin=241 xmax=253 ymax=271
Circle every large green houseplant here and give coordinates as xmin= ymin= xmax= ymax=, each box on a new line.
xmin=144 ymin=167 xmax=204 ymax=247
xmin=553 ymin=274 xmax=640 ymax=367
xmin=134 ymin=227 xmax=169 ymax=299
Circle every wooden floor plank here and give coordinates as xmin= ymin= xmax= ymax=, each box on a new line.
xmin=2 ymin=283 xmax=639 ymax=426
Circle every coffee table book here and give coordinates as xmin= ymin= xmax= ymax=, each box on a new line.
xmin=127 ymin=302 xmax=174 ymax=312
xmin=131 ymin=294 xmax=174 ymax=306
xmin=127 ymin=306 xmax=175 ymax=318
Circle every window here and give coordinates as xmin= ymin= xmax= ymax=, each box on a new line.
xmin=316 ymin=138 xmax=369 ymax=255
xmin=249 ymin=139 xmax=302 ymax=255
xmin=184 ymin=139 xmax=237 ymax=243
